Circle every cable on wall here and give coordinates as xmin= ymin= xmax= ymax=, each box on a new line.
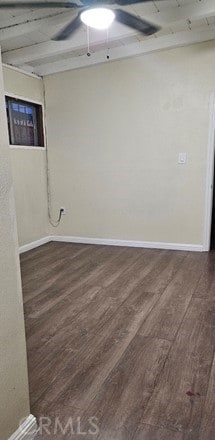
xmin=42 ymin=80 xmax=63 ymax=228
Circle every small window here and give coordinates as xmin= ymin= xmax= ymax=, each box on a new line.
xmin=5 ymin=96 xmax=44 ymax=147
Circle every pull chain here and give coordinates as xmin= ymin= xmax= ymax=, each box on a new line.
xmin=86 ymin=26 xmax=111 ymax=59
xmin=106 ymin=28 xmax=110 ymax=60
xmin=87 ymin=26 xmax=91 ymax=56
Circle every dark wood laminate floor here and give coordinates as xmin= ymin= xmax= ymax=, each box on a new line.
xmin=20 ymin=242 xmax=215 ymax=439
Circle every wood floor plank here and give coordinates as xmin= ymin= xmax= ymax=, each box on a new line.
xmin=28 ymin=286 xmax=116 ymax=404
xmin=24 ymin=245 xmax=124 ymax=321
xmin=76 ymin=336 xmax=170 ymax=440
xmin=25 ymin=247 xmax=162 ymax=356
xmin=140 ymin=298 xmax=215 ymax=436
xmin=20 ymin=243 xmax=215 ymax=440
xmin=20 ymin=241 xmax=58 ymax=263
xmin=133 ymin=424 xmax=183 ymax=440
xmin=193 ymin=251 xmax=215 ymax=299
xmin=23 ymin=244 xmax=115 ymax=303
xmin=133 ymin=250 xmax=187 ymax=295
xmin=20 ymin=242 xmax=89 ymax=285
xmin=198 ymin=354 xmax=215 ymax=440
xmin=31 ymin=287 xmax=159 ymax=417
xmin=21 ymin=244 xmax=92 ymax=293
xmin=137 ymin=253 xmax=205 ymax=341
xmin=24 ymin=248 xmax=119 ymax=317
xmin=24 ymin=247 xmax=151 ymax=357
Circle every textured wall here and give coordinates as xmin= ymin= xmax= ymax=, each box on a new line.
xmin=3 ymin=66 xmax=48 ymax=247
xmin=0 ymin=59 xmax=30 ymax=439
xmin=44 ymin=41 xmax=214 ymax=245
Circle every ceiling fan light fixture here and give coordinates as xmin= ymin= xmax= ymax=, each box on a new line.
xmin=80 ymin=7 xmax=115 ymax=31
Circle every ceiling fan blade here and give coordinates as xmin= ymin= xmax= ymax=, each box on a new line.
xmin=0 ymin=2 xmax=80 ymax=9
xmin=53 ymin=13 xmax=81 ymax=40
xmin=0 ymin=0 xmax=165 ymax=8
xmin=114 ymin=0 xmax=163 ymax=4
xmin=80 ymin=0 xmax=164 ymax=5
xmin=115 ymin=9 xmax=160 ymax=35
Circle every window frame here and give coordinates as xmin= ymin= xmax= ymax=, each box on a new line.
xmin=5 ymin=93 xmax=46 ymax=150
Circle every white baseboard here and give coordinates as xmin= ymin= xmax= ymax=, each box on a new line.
xmin=19 ymin=236 xmax=51 ymax=254
xmin=8 ymin=415 xmax=37 ymax=440
xmin=52 ymin=235 xmax=204 ymax=252
xmin=18 ymin=234 xmax=204 ymax=253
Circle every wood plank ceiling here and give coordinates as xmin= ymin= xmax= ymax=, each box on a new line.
xmin=1 ymin=0 xmax=215 ymax=76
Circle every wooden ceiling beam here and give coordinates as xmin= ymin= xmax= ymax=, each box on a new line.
xmin=33 ymin=26 xmax=215 ymax=76
xmin=2 ymin=0 xmax=215 ymax=68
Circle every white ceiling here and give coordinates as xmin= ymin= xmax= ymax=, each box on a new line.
xmin=1 ymin=0 xmax=215 ymax=76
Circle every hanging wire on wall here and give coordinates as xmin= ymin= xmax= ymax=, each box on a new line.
xmin=43 ymin=81 xmax=63 ymax=227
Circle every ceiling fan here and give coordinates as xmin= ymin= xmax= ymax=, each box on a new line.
xmin=0 ymin=1 xmax=162 ymax=41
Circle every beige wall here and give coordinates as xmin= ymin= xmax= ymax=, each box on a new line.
xmin=3 ymin=66 xmax=44 ymax=102
xmin=3 ymin=66 xmax=48 ymax=247
xmin=3 ymin=41 xmax=215 ymax=247
xmin=44 ymin=41 xmax=215 ymax=245
xmin=0 ymin=59 xmax=30 ymax=439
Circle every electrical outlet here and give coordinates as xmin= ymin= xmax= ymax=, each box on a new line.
xmin=178 ymin=153 xmax=187 ymax=164
xmin=60 ymin=207 xmax=66 ymax=215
